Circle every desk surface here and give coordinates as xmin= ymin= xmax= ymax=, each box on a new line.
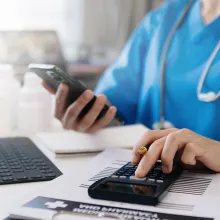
xmin=0 ymin=136 xmax=97 ymax=219
xmin=2 ymin=131 xmax=220 ymax=220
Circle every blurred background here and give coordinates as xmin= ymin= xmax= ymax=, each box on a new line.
xmin=0 ymin=0 xmax=164 ymax=134
xmin=0 ymin=0 xmax=163 ymax=87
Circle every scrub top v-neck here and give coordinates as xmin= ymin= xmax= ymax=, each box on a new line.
xmin=95 ymin=0 xmax=220 ymax=141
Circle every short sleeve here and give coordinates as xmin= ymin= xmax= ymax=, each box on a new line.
xmin=94 ymin=4 xmax=167 ymax=124
xmin=94 ymin=21 xmax=148 ymax=124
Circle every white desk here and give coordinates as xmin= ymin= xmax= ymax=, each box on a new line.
xmin=2 ymin=127 xmax=220 ymax=220
xmin=0 ymin=136 xmax=97 ymax=219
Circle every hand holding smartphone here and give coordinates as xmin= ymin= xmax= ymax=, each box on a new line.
xmin=28 ymin=64 xmax=124 ymax=133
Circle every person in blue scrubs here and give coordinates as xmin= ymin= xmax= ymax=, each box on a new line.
xmin=43 ymin=0 xmax=220 ymax=176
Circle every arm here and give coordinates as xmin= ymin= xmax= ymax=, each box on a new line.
xmin=94 ymin=17 xmax=150 ymax=124
xmin=94 ymin=2 xmax=170 ymax=124
xmin=42 ymin=4 xmax=168 ymax=133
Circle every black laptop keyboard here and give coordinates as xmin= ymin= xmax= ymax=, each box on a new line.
xmin=0 ymin=137 xmax=62 ymax=185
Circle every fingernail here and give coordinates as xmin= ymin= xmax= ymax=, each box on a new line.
xmin=131 ymin=151 xmax=138 ymax=164
xmin=135 ymin=169 xmax=143 ymax=178
xmin=60 ymin=83 xmax=67 ymax=92
xmin=85 ymin=91 xmax=93 ymax=101
xmin=135 ymin=169 xmax=140 ymax=177
xmin=131 ymin=158 xmax=137 ymax=165
xmin=59 ymin=83 xmax=64 ymax=90
xmin=78 ymin=126 xmax=86 ymax=133
xmin=111 ymin=106 xmax=117 ymax=114
xmin=162 ymin=166 xmax=169 ymax=173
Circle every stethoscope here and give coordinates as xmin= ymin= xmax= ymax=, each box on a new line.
xmin=153 ymin=0 xmax=220 ymax=130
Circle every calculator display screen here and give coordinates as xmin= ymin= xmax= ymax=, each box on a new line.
xmin=98 ymin=182 xmax=158 ymax=196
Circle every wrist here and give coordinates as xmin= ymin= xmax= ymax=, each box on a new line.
xmin=202 ymin=140 xmax=220 ymax=172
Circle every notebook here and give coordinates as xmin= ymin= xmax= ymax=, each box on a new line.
xmin=36 ymin=124 xmax=148 ymax=154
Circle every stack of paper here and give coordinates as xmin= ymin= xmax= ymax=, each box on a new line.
xmin=36 ymin=124 xmax=148 ymax=154
xmin=7 ymin=149 xmax=220 ymax=220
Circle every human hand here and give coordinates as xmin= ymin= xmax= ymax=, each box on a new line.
xmin=42 ymin=81 xmax=117 ymax=133
xmin=132 ymin=128 xmax=220 ymax=178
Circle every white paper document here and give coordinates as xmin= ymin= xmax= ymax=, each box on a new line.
xmin=9 ymin=149 xmax=220 ymax=220
xmin=36 ymin=124 xmax=148 ymax=154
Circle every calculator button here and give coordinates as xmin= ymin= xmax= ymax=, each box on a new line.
xmin=116 ymin=172 xmax=124 ymax=176
xmin=111 ymin=175 xmax=118 ymax=179
xmin=126 ymin=165 xmax=135 ymax=168
xmin=127 ymin=170 xmax=134 ymax=173
xmin=148 ymin=178 xmax=155 ymax=182
xmin=148 ymin=170 xmax=154 ymax=175
xmin=130 ymin=176 xmax=146 ymax=181
xmin=119 ymin=176 xmax=127 ymax=179
xmin=154 ymin=167 xmax=162 ymax=172
xmin=159 ymin=174 xmax=167 ymax=180
xmin=156 ymin=179 xmax=164 ymax=183
xmin=148 ymin=174 xmax=157 ymax=179
xmin=116 ymin=170 xmax=123 ymax=173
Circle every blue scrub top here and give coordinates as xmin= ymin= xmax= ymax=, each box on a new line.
xmin=94 ymin=0 xmax=220 ymax=141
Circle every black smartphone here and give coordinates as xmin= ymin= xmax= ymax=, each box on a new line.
xmin=28 ymin=64 xmax=124 ymax=123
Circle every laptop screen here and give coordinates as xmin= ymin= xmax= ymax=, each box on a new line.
xmin=0 ymin=30 xmax=67 ymax=74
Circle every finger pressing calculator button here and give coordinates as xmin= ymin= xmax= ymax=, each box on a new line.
xmin=130 ymin=176 xmax=146 ymax=181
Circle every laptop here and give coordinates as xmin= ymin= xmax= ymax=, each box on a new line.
xmin=0 ymin=30 xmax=67 ymax=77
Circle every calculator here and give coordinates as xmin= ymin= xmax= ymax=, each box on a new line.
xmin=88 ymin=161 xmax=182 ymax=206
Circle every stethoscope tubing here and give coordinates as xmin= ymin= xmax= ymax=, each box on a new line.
xmin=157 ymin=0 xmax=219 ymax=129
